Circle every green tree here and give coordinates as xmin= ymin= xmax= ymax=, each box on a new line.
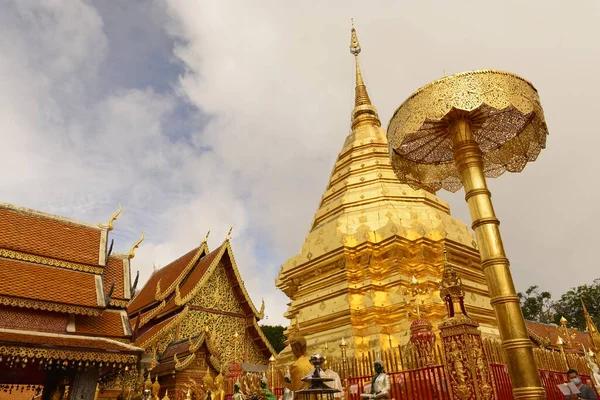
xmin=553 ymin=278 xmax=600 ymax=331
xmin=518 ymin=285 xmax=554 ymax=323
xmin=260 ymin=325 xmax=286 ymax=353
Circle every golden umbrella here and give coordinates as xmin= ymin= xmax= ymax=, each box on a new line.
xmin=387 ymin=70 xmax=548 ymax=399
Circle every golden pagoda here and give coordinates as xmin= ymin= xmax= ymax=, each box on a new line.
xmin=275 ymin=22 xmax=499 ymax=360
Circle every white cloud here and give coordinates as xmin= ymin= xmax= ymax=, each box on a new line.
xmin=1 ymin=0 xmax=599 ymax=327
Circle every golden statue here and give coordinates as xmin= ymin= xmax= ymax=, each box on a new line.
xmin=283 ymin=326 xmax=313 ymax=392
xmin=202 ymin=367 xmax=215 ymax=400
xmin=151 ymin=376 xmax=161 ymax=399
xmin=213 ymin=371 xmax=226 ymax=400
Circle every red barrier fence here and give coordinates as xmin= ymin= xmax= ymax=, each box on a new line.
xmin=276 ymin=365 xmax=598 ymax=400
xmin=490 ymin=363 xmax=513 ymax=400
xmin=346 ymin=365 xmax=450 ymax=400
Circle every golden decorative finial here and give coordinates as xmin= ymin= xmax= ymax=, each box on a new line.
xmin=107 ymin=204 xmax=122 ymax=231
xmin=560 ymin=316 xmax=568 ymax=326
xmin=341 ymin=337 xmax=346 ymax=346
xmin=203 ymin=230 xmax=211 ymax=244
xmin=129 ymin=232 xmax=145 ymax=259
xmin=226 ymin=226 xmax=233 ymax=241
xmin=349 ymin=19 xmax=380 ymax=129
xmin=350 ymin=18 xmax=361 ymax=55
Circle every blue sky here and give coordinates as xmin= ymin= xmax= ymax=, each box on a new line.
xmin=1 ymin=0 xmax=599 ymax=326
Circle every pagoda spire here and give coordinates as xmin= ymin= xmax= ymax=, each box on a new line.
xmin=350 ymin=19 xmax=381 ymax=130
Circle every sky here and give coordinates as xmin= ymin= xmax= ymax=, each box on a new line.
xmin=1 ymin=1 xmax=599 ymax=326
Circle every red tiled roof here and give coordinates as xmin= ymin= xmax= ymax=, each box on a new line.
xmin=0 ymin=329 xmax=140 ymax=353
xmin=0 ymin=258 xmax=101 ymax=310
xmin=0 ymin=206 xmax=102 ymax=266
xmin=128 ymin=247 xmax=202 ymax=314
xmin=0 ymin=306 xmax=68 ymax=333
xmin=104 ymin=255 xmax=127 ymax=302
xmin=76 ymin=310 xmax=129 ymax=338
xmin=526 ymin=321 xmax=594 ymax=352
xmin=158 ymin=247 xmax=222 ymax=316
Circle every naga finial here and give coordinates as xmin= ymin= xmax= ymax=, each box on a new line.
xmin=129 ymin=232 xmax=145 ymax=259
xmin=107 ymin=204 xmax=122 ymax=231
xmin=258 ymin=298 xmax=265 ymax=319
xmin=225 ymin=226 xmax=233 ymax=241
xmin=203 ymin=230 xmax=211 ymax=244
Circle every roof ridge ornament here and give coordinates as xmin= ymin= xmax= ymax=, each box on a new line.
xmin=128 ymin=232 xmax=145 ymax=259
xmin=225 ymin=226 xmax=233 ymax=241
xmin=107 ymin=204 xmax=122 ymax=232
xmin=203 ymin=230 xmax=211 ymax=245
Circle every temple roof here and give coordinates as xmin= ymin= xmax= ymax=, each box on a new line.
xmin=0 ymin=258 xmax=104 ymax=315
xmin=0 ymin=203 xmax=106 ymax=267
xmin=128 ymin=242 xmax=208 ymax=314
xmin=130 ymin=234 xmax=275 ymax=373
xmin=0 ymin=328 xmax=141 ymax=363
xmin=75 ymin=310 xmax=132 ymax=338
xmin=526 ymin=320 xmax=594 ymax=353
xmin=0 ymin=202 xmax=142 ymax=368
xmin=130 ymin=238 xmax=265 ymax=326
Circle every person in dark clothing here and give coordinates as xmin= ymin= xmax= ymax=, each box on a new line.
xmin=567 ymin=369 xmax=598 ymax=400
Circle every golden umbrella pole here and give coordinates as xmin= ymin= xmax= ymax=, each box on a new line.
xmin=387 ymin=70 xmax=549 ymax=399
xmin=451 ymin=118 xmax=542 ymax=397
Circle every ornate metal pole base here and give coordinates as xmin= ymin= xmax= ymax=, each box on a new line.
xmin=450 ymin=119 xmax=545 ymax=400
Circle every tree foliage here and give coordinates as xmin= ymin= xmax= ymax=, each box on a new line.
xmin=518 ymin=280 xmax=600 ymax=331
xmin=518 ymin=285 xmax=554 ymax=324
xmin=260 ymin=325 xmax=286 ymax=354
xmin=553 ymin=278 xmax=600 ymax=331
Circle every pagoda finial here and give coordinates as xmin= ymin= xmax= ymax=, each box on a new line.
xmin=129 ymin=232 xmax=145 ymax=259
xmin=349 ymin=19 xmax=380 ymax=130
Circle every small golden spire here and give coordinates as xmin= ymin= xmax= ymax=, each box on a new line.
xmin=349 ymin=19 xmax=380 ymax=130
xmin=107 ymin=204 xmax=122 ymax=231
xmin=129 ymin=232 xmax=145 ymax=259
xmin=581 ymin=299 xmax=599 ymax=334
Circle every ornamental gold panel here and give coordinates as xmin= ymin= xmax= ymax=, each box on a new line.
xmin=189 ymin=262 xmax=244 ymax=314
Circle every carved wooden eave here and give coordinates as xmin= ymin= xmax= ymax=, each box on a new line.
xmin=138 ymin=300 xmax=167 ymax=328
xmin=154 ymin=241 xmax=210 ymax=302
xmin=137 ymin=306 xmax=189 ymax=350
xmin=174 ymin=352 xmax=196 ymax=371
